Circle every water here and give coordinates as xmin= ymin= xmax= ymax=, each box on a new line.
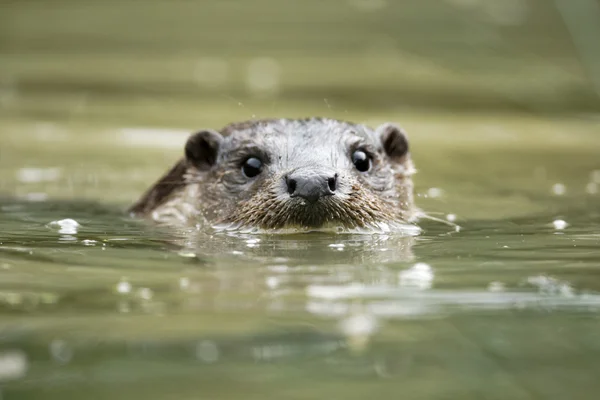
xmin=1 ymin=113 xmax=599 ymax=399
xmin=2 ymin=1 xmax=600 ymax=398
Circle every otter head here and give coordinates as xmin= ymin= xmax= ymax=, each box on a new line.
xmin=182 ymin=118 xmax=416 ymax=231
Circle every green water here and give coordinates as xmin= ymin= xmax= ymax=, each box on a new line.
xmin=2 ymin=1 xmax=600 ymax=399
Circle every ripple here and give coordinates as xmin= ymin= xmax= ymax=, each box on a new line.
xmin=306 ymin=283 xmax=600 ymax=318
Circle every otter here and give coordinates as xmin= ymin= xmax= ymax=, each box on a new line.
xmin=129 ymin=118 xmax=418 ymax=232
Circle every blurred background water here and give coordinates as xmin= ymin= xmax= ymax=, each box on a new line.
xmin=1 ymin=1 xmax=600 ymax=399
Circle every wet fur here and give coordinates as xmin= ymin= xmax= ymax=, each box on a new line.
xmin=129 ymin=118 xmax=417 ymax=230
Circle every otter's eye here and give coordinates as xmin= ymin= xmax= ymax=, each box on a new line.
xmin=351 ymin=150 xmax=371 ymax=172
xmin=242 ymin=157 xmax=263 ymax=178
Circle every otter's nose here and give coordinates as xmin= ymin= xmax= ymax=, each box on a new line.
xmin=286 ymin=171 xmax=337 ymax=203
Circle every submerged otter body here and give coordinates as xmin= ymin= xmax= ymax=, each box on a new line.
xmin=129 ymin=118 xmax=418 ymax=232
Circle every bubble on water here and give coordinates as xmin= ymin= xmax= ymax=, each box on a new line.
xmin=137 ymin=288 xmax=153 ymax=301
xmin=487 ymin=281 xmax=505 ymax=292
xmin=446 ymin=214 xmax=457 ymax=222
xmin=586 ymin=182 xmax=598 ymax=195
xmin=266 ymin=276 xmax=279 ymax=289
xmin=551 ymin=183 xmax=566 ymax=196
xmin=179 ymin=277 xmax=190 ymax=290
xmin=246 ymin=57 xmax=281 ymax=94
xmin=195 ymin=340 xmax=219 ymax=363
xmin=552 ymin=219 xmax=568 ymax=230
xmin=340 ymin=311 xmax=379 ymax=351
xmin=527 ymin=275 xmax=575 ymax=298
xmin=328 ymin=243 xmax=345 ymax=249
xmin=231 ymin=250 xmax=244 ymax=256
xmin=49 ymin=340 xmax=73 ymax=365
xmin=348 ymin=0 xmax=387 ymax=11
xmin=116 ymin=279 xmax=131 ymax=294
xmin=193 ymin=57 xmax=229 ymax=88
xmin=81 ymin=239 xmax=97 ymax=246
xmin=0 ymin=350 xmax=27 ymax=382
xmin=340 ymin=312 xmax=379 ymax=336
xmin=17 ymin=167 xmax=61 ymax=183
xmin=427 ymin=187 xmax=444 ymax=198
xmin=48 ymin=219 xmax=80 ymax=235
xmin=399 ymin=263 xmax=434 ymax=290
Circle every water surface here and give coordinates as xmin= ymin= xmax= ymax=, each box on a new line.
xmin=2 ymin=1 xmax=600 ymax=398
xmin=1 ymin=113 xmax=599 ymax=399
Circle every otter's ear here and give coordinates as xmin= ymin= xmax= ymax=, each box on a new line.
xmin=184 ymin=129 xmax=223 ymax=170
xmin=376 ymin=123 xmax=409 ymax=161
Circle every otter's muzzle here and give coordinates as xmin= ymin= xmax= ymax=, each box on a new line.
xmin=286 ymin=170 xmax=338 ymax=204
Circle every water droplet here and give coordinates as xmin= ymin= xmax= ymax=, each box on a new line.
xmin=551 ymin=183 xmax=566 ymax=196
xmin=116 ymin=279 xmax=131 ymax=294
xmin=446 ymin=214 xmax=457 ymax=222
xmin=427 ymin=187 xmax=444 ymax=198
xmin=0 ymin=350 xmax=27 ymax=381
xmin=399 ymin=263 xmax=434 ymax=290
xmin=552 ymin=219 xmax=568 ymax=230
xmin=137 ymin=288 xmax=153 ymax=301
xmin=48 ymin=219 xmax=80 ymax=235
xmin=340 ymin=312 xmax=379 ymax=351
xmin=179 ymin=277 xmax=190 ymax=290
xmin=266 ymin=276 xmax=279 ymax=289
xmin=340 ymin=312 xmax=379 ymax=336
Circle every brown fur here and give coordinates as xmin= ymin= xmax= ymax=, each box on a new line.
xmin=129 ymin=118 xmax=417 ymax=231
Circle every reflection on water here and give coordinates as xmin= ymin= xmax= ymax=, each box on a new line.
xmin=1 ymin=191 xmax=600 ymax=398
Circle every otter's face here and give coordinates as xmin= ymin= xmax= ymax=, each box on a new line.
xmin=184 ymin=119 xmax=415 ymax=230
